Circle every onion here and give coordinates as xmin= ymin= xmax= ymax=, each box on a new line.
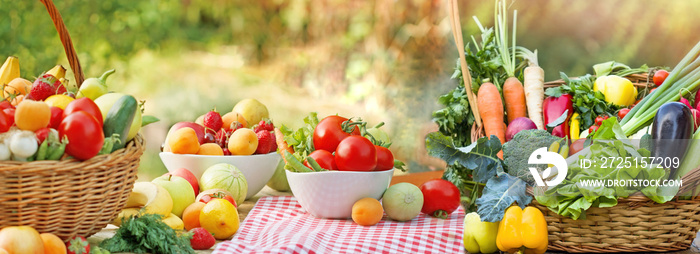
xmin=381 ymin=182 xmax=424 ymax=221
xmin=505 ymin=117 xmax=538 ymax=142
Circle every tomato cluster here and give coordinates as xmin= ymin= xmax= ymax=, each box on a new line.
xmin=307 ymin=115 xmax=394 ymax=171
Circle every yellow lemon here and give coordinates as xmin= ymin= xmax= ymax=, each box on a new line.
xmin=44 ymin=94 xmax=74 ymax=109
xmin=199 ymin=198 xmax=240 ymax=240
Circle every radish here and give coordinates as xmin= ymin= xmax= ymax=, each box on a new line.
xmin=695 ymin=91 xmax=700 ymax=109
xmin=692 ymin=109 xmax=700 ymax=131
xmin=681 ymin=97 xmax=692 ymax=108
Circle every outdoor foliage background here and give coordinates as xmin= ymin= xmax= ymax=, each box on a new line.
xmin=1 ymin=0 xmax=699 ymax=180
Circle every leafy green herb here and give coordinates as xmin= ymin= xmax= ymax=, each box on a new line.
xmin=100 ymin=213 xmax=194 ymax=254
xmin=545 ymin=73 xmax=619 ymax=131
xmin=593 ymin=61 xmax=649 ymax=77
xmin=475 ymin=173 xmax=532 ymax=222
xmin=279 ymin=112 xmax=319 ymax=158
xmin=432 ymin=86 xmax=475 ymax=147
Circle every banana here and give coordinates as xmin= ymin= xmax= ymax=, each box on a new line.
xmin=162 ymin=213 xmax=184 ymax=230
xmin=111 ymin=207 xmax=140 ymax=227
xmin=124 ymin=182 xmax=174 ymax=216
xmin=46 ymin=65 xmax=66 ymax=80
xmin=0 ymin=56 xmax=20 ymax=86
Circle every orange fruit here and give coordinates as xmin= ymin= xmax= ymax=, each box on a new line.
xmin=199 ymin=198 xmax=240 ymax=240
xmin=4 ymin=78 xmax=31 ymax=98
xmin=352 ymin=197 xmax=383 ymax=226
xmin=197 ymin=143 xmax=224 ymax=156
xmin=222 ymin=112 xmax=247 ymax=130
xmin=15 ymin=100 xmax=50 ymax=131
xmin=168 ymin=127 xmax=200 ymax=154
xmin=228 ymin=128 xmax=258 ymax=155
xmin=40 ymin=233 xmax=66 ymax=254
xmin=183 ymin=201 xmax=207 ymax=231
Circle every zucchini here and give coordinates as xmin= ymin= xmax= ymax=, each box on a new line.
xmin=103 ymin=95 xmax=138 ymax=152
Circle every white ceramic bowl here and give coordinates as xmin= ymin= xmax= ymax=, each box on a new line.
xmin=286 ymin=169 xmax=394 ymax=219
xmin=159 ymin=152 xmax=281 ymax=200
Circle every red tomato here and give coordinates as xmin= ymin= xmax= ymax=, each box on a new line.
xmin=0 ymin=108 xmax=12 ymax=130
xmin=618 ymin=108 xmax=630 ymax=119
xmin=198 ymin=191 xmax=237 ymax=208
xmin=49 ymin=106 xmax=63 ymax=129
xmin=63 ymin=97 xmax=103 ymax=127
xmin=420 ymin=179 xmax=461 ymax=219
xmin=588 ymin=125 xmax=599 ymax=134
xmin=0 ymin=110 xmax=10 ymax=132
xmin=0 ymin=101 xmax=13 ymax=110
xmin=334 ymin=135 xmax=376 ymax=171
xmin=374 ymin=145 xmax=394 ymax=171
xmin=35 ymin=127 xmax=50 ymax=144
xmin=313 ymin=115 xmax=360 ymax=152
xmin=569 ymin=138 xmax=587 ymax=156
xmin=304 ymin=149 xmax=337 ymax=171
xmin=653 ymin=70 xmax=669 ymax=86
xmin=59 ymin=111 xmax=104 ymax=160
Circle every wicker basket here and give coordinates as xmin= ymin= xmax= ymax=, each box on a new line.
xmin=527 ymin=72 xmax=700 ymax=253
xmin=0 ymin=0 xmax=143 ymax=240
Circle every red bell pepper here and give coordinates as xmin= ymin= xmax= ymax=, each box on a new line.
xmin=543 ymin=94 xmax=574 ymax=138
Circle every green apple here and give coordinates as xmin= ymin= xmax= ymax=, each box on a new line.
xmin=152 ymin=175 xmax=195 ymax=218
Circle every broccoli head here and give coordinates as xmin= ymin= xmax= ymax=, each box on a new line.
xmin=502 ymin=129 xmax=561 ymax=185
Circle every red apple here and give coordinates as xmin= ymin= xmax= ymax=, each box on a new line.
xmin=163 ymin=122 xmax=206 ymax=152
xmin=165 ymin=168 xmax=199 ymax=196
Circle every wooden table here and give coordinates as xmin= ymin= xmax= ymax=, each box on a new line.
xmin=88 ymin=172 xmax=700 ymax=254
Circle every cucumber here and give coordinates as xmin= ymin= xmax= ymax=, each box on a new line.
xmin=103 ymin=95 xmax=138 ymax=152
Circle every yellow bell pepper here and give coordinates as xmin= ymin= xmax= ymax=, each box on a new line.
xmin=464 ymin=212 xmax=499 ymax=253
xmin=570 ymin=113 xmax=580 ymax=140
xmin=593 ymin=75 xmax=638 ymax=107
xmin=496 ymin=206 xmax=548 ymax=254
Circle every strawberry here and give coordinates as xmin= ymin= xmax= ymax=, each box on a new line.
xmin=30 ymin=74 xmax=66 ymax=101
xmin=190 ymin=227 xmax=216 ymax=250
xmin=253 ymin=119 xmax=274 ymax=133
xmin=255 ymin=130 xmax=277 ymax=154
xmin=202 ymin=110 xmax=223 ymax=135
xmin=66 ymin=235 xmax=90 ymax=254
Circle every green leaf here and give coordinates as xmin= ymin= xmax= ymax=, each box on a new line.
xmin=140 ymin=115 xmax=160 ymax=127
xmin=426 ymin=132 xmax=502 ymax=183
xmin=591 ymin=117 xmax=626 ymax=140
xmin=475 ymin=173 xmax=532 ymax=222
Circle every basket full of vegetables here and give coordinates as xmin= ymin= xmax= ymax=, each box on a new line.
xmin=429 ymin=0 xmax=700 ymax=253
xmin=0 ymin=0 xmax=154 ymax=240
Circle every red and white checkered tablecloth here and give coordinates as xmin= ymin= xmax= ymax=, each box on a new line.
xmin=213 ymin=196 xmax=465 ymax=254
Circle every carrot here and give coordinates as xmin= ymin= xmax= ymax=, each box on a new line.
xmin=478 ymin=82 xmax=506 ymax=145
xmin=503 ymin=77 xmax=527 ymax=123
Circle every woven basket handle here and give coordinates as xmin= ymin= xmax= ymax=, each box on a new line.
xmin=39 ymin=0 xmax=85 ymax=87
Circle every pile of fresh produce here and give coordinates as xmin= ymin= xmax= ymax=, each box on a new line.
xmin=108 ymin=163 xmax=247 ymax=252
xmin=161 ymin=98 xmax=277 ymax=156
xmin=431 ymin=0 xmax=700 ymax=252
xmin=0 ymin=56 xmax=156 ymax=162
xmin=279 ymin=112 xmax=400 ymax=172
